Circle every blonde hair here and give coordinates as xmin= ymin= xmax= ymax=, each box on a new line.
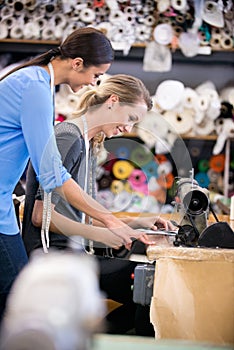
xmin=73 ymin=74 xmax=152 ymax=153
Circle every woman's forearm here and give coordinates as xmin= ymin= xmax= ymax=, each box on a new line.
xmin=50 ymin=209 xmax=123 ymax=248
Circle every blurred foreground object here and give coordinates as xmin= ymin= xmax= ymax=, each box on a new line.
xmin=0 ymin=251 xmax=105 ymax=350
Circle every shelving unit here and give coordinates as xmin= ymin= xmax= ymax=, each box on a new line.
xmin=1 ymin=39 xmax=233 ymax=206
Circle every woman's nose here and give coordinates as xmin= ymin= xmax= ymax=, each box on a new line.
xmin=124 ymin=125 xmax=133 ymax=133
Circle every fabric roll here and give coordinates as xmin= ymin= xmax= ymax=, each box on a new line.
xmin=41 ymin=25 xmax=56 ymax=40
xmin=195 ymin=118 xmax=215 ymax=136
xmin=98 ymin=174 xmax=113 ymax=190
xmin=220 ymin=35 xmax=233 ymax=50
xmin=130 ymin=146 xmax=153 ymax=167
xmin=209 ymin=154 xmax=225 ymax=173
xmin=207 ymin=168 xmax=220 ymax=182
xmin=157 ymin=160 xmax=173 ymax=176
xmin=163 ymin=109 xmax=194 ymax=135
xmin=96 ymin=190 xmax=114 ymax=210
xmin=23 ymin=22 xmax=40 ymax=39
xmin=112 ymin=190 xmax=133 ymax=212
xmin=183 ymin=87 xmax=198 ymax=109
xmin=198 ymin=159 xmax=210 ymax=172
xmin=115 ymin=146 xmax=130 ymax=160
xmin=210 ymin=35 xmax=221 ymax=49
xmin=195 ymin=172 xmax=210 ymax=188
xmin=79 ymin=8 xmax=96 ymax=23
xmin=157 ymin=172 xmax=174 ymax=189
xmin=10 ymin=25 xmax=24 ymax=39
xmin=153 ymin=23 xmax=173 ymax=45
xmin=112 ymin=160 xmax=134 ymax=180
xmin=171 ymin=0 xmax=187 ymax=12
xmin=110 ymin=180 xmax=124 ymax=194
xmin=0 ymin=23 xmax=8 ymax=39
xmin=155 ymin=80 xmax=184 ymax=111
xmin=128 ymin=169 xmax=148 ymax=194
xmin=142 ymin=160 xmax=159 ymax=180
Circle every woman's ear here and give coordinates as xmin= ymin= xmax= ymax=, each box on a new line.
xmin=109 ymin=94 xmax=119 ymax=103
xmin=72 ymin=57 xmax=84 ymax=71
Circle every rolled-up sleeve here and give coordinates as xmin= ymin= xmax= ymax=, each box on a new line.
xmin=21 ymin=78 xmax=71 ymax=192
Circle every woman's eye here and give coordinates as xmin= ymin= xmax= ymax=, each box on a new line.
xmin=129 ymin=115 xmax=137 ymax=122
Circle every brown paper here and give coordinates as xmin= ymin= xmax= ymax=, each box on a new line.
xmin=149 ymin=247 xmax=234 ymax=346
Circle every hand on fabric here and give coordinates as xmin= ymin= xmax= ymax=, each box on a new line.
xmin=105 ymin=216 xmax=155 ymax=249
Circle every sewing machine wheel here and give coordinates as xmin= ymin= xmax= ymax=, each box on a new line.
xmin=174 ymin=224 xmax=197 ymax=247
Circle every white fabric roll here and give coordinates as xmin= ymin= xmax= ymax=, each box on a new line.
xmin=10 ymin=25 xmax=24 ymax=39
xmin=0 ymin=23 xmax=8 ymax=39
xmin=178 ymin=32 xmax=200 ymax=57
xmin=153 ymin=23 xmax=173 ymax=45
xmin=220 ymin=35 xmax=233 ymax=49
xmin=2 ymin=17 xmax=16 ymax=29
xmin=157 ymin=161 xmax=172 ymax=176
xmin=163 ymin=109 xmax=194 ymax=135
xmin=195 ymin=118 xmax=214 ymax=136
xmin=182 ymin=87 xmax=198 ymax=109
xmin=171 ymin=0 xmax=187 ymax=12
xmin=157 ymin=0 xmax=170 ymax=13
xmin=197 ymin=95 xmax=209 ymax=112
xmin=79 ymin=8 xmax=96 ymax=23
xmin=210 ymin=35 xmax=221 ymax=48
xmin=41 ymin=26 xmax=56 ymax=40
xmin=155 ymin=80 xmax=184 ymax=110
xmin=23 ymin=22 xmax=40 ymax=39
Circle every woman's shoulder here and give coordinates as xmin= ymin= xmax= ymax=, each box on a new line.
xmin=11 ymin=66 xmax=49 ymax=88
xmin=54 ymin=121 xmax=82 ymax=138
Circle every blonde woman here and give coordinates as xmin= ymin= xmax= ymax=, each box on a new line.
xmin=22 ymin=74 xmax=174 ymax=335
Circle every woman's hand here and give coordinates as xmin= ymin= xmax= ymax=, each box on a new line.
xmin=127 ymin=215 xmax=177 ymax=232
xmin=104 ymin=215 xmax=155 ymax=249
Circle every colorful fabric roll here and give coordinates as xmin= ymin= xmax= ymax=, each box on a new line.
xmin=142 ymin=160 xmax=159 ymax=180
xmin=195 ymin=172 xmax=210 ymax=188
xmin=130 ymin=146 xmax=153 ymax=167
xmin=112 ymin=160 xmax=134 ymax=180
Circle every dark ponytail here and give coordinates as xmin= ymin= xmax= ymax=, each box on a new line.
xmin=0 ymin=27 xmax=114 ymax=80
